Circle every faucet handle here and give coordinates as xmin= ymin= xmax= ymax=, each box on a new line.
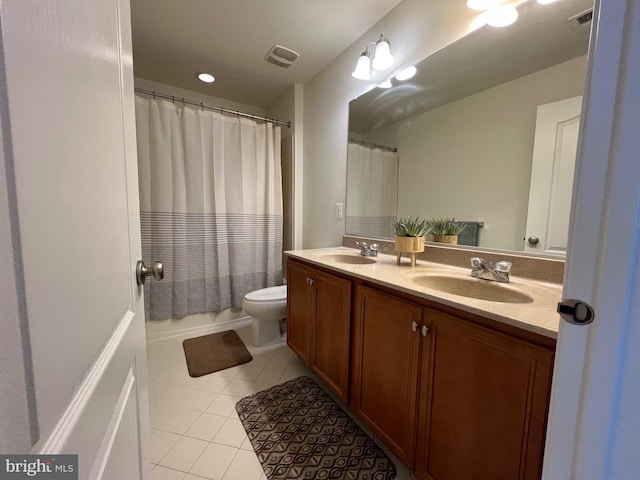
xmin=471 ymin=257 xmax=484 ymax=268
xmin=370 ymin=243 xmax=379 ymax=251
xmin=495 ymin=261 xmax=512 ymax=274
xmin=356 ymin=241 xmax=368 ymax=248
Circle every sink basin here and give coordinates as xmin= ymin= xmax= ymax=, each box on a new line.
xmin=319 ymin=254 xmax=377 ymax=265
xmin=411 ymin=275 xmax=534 ymax=304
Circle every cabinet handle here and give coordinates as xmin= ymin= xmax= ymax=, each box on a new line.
xmin=422 ymin=325 xmax=429 ymax=336
xmin=412 ymin=321 xmax=418 ymax=332
xmin=306 ymin=277 xmax=315 ymax=285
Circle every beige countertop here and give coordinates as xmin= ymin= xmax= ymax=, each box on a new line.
xmin=286 ymin=247 xmax=562 ymax=339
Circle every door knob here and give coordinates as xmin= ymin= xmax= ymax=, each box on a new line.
xmin=136 ymin=260 xmax=164 ymax=285
xmin=528 ymin=236 xmax=540 ymax=245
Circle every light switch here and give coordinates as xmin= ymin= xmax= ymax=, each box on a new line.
xmin=335 ymin=202 xmax=343 ymax=219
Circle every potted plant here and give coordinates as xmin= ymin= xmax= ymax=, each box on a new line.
xmin=425 ymin=217 xmax=466 ymax=244
xmin=392 ymin=216 xmax=428 ymax=266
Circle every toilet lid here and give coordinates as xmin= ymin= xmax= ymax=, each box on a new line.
xmin=244 ymin=285 xmax=287 ymax=302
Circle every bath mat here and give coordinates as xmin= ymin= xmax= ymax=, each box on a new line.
xmin=236 ymin=376 xmax=396 ymax=480
xmin=182 ymin=330 xmax=252 ymax=377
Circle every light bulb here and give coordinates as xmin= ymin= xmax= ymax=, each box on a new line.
xmin=378 ymin=79 xmax=393 ymax=89
xmin=372 ymin=38 xmax=394 ymax=70
xmin=352 ymin=52 xmax=371 ymax=80
xmin=537 ymin=0 xmax=557 ymax=4
xmin=196 ymin=72 xmax=215 ymax=83
xmin=395 ymin=66 xmax=417 ymax=81
xmin=486 ymin=5 xmax=518 ymax=27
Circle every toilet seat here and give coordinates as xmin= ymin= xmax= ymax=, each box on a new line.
xmin=244 ymin=285 xmax=287 ymax=302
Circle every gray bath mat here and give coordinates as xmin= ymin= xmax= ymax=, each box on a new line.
xmin=236 ymin=376 xmax=396 ymax=479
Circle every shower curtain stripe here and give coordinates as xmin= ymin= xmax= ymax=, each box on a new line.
xmin=135 ymin=96 xmax=283 ymax=321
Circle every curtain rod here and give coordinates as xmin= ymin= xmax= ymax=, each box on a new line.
xmin=135 ymin=88 xmax=291 ymax=128
xmin=349 ymin=138 xmax=397 ymax=153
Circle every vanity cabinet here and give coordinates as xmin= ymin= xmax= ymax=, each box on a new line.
xmin=286 ymin=259 xmax=351 ymax=401
xmin=415 ymin=308 xmax=554 ymax=480
xmin=350 ymin=286 xmax=425 ymax=466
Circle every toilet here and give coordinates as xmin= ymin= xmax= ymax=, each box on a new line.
xmin=242 ymin=285 xmax=287 ymax=346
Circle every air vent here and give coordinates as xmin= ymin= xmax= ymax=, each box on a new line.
xmin=265 ymin=45 xmax=300 ymax=69
xmin=570 ymin=9 xmax=593 ymax=25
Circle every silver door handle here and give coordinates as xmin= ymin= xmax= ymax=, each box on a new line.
xmin=528 ymin=236 xmax=540 ymax=245
xmin=412 ymin=321 xmax=418 ymax=332
xmin=422 ymin=325 xmax=429 ymax=336
xmin=136 ymin=260 xmax=164 ymax=285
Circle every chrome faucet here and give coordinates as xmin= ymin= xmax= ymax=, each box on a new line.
xmin=355 ymin=241 xmax=379 ymax=257
xmin=470 ymin=257 xmax=512 ymax=283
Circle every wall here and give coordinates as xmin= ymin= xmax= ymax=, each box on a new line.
xmin=134 ymin=77 xmax=266 ymax=116
xmin=368 ymin=55 xmax=587 ymax=251
xmin=302 ymin=0 xmax=480 ymax=248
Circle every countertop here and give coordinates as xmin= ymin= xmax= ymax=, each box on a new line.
xmin=285 ymin=247 xmax=562 ymax=339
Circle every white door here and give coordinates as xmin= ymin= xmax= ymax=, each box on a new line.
xmin=543 ymin=0 xmax=640 ymax=478
xmin=524 ymin=96 xmax=582 ymax=254
xmin=0 ymin=0 xmax=150 ymax=478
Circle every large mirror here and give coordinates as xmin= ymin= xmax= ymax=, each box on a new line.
xmin=347 ymin=0 xmax=593 ymax=255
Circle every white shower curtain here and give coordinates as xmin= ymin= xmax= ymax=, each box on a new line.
xmin=346 ymin=142 xmax=398 ymax=238
xmin=135 ymin=96 xmax=283 ymax=321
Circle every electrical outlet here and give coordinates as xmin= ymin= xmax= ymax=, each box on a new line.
xmin=335 ymin=202 xmax=343 ymax=219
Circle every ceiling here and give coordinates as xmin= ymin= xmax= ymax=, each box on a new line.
xmin=130 ymin=0 xmax=404 ymax=109
xmin=349 ymin=0 xmax=594 ymax=134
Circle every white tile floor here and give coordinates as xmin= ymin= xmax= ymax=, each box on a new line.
xmin=146 ymin=324 xmax=413 ymax=480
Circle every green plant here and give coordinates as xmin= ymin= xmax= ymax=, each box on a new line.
xmin=425 ymin=217 xmax=466 ymax=236
xmin=392 ymin=216 xmax=429 ymax=237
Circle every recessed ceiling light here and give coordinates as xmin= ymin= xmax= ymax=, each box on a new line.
xmin=486 ymin=5 xmax=519 ymax=27
xmin=378 ymin=79 xmax=393 ymax=89
xmin=466 ymin=0 xmax=505 ymax=10
xmin=196 ymin=72 xmax=215 ymax=84
xmin=395 ymin=66 xmax=417 ymax=81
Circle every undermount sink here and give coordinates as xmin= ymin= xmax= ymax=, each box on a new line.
xmin=319 ymin=253 xmax=377 ymax=265
xmin=411 ymin=274 xmax=534 ymax=304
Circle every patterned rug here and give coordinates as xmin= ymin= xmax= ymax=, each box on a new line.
xmin=236 ymin=376 xmax=396 ymax=480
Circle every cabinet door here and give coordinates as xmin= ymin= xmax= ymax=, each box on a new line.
xmin=312 ymin=270 xmax=352 ymax=402
xmin=416 ymin=310 xmax=554 ymax=480
xmin=351 ymin=285 xmax=423 ymax=466
xmin=286 ymin=260 xmax=315 ymax=364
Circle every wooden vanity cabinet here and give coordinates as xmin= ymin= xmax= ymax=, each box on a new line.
xmin=350 ymin=285 xmax=426 ymax=466
xmin=415 ymin=308 xmax=554 ymax=480
xmin=286 ymin=259 xmax=351 ymax=401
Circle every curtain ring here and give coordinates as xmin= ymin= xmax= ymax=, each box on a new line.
xmin=201 ymin=102 xmax=204 ymax=111
xmin=181 ymin=97 xmax=186 ymax=106
xmin=172 ymin=96 xmax=175 ymax=104
xmin=152 ymin=90 xmax=156 ymax=100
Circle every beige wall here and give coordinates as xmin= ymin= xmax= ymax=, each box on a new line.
xmin=301 ymin=0 xmax=480 ymax=248
xmin=368 ymin=56 xmax=587 ymax=251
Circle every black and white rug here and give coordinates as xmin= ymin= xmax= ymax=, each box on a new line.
xmin=236 ymin=376 xmax=396 ymax=480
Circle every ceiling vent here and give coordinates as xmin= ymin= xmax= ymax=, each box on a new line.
xmin=570 ymin=9 xmax=593 ymax=25
xmin=265 ymin=45 xmax=300 ymax=68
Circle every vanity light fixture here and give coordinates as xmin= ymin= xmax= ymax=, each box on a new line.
xmin=537 ymin=0 xmax=557 ymax=4
xmin=352 ymin=34 xmax=394 ymax=80
xmin=486 ymin=5 xmax=519 ymax=27
xmin=378 ymin=79 xmax=393 ymax=89
xmin=196 ymin=72 xmax=215 ymax=83
xmin=395 ymin=65 xmax=417 ymax=81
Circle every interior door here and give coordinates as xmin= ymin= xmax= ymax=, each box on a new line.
xmin=0 ymin=0 xmax=150 ymax=478
xmin=524 ymin=95 xmax=582 ymax=254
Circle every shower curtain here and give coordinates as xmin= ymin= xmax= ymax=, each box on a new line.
xmin=346 ymin=142 xmax=398 ymax=238
xmin=135 ymin=96 xmax=283 ymax=321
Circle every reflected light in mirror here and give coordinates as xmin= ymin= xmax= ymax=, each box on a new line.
xmin=378 ymin=79 xmax=393 ymax=89
xmin=538 ymin=0 xmax=558 ymax=4
xmin=486 ymin=5 xmax=519 ymax=26
xmin=395 ymin=66 xmax=417 ymax=81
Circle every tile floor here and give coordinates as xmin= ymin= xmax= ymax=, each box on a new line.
xmin=146 ymin=324 xmax=413 ymax=480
